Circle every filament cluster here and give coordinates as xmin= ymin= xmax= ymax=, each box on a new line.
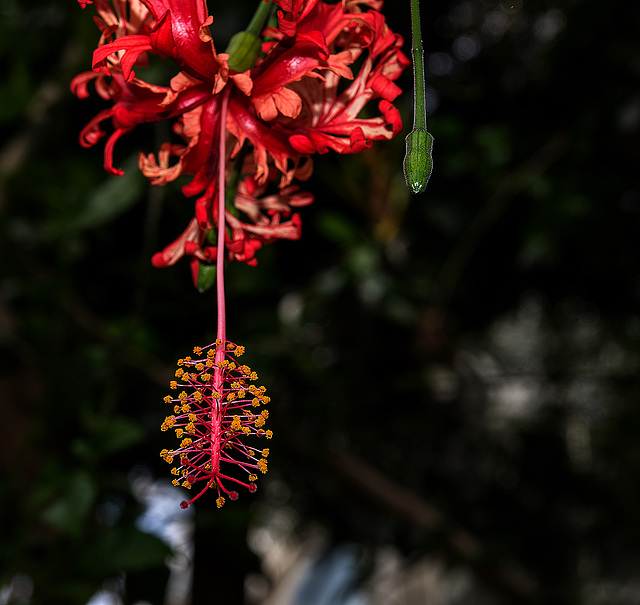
xmin=160 ymin=340 xmax=271 ymax=508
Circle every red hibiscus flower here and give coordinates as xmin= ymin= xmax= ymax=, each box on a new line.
xmin=73 ymin=0 xmax=408 ymax=281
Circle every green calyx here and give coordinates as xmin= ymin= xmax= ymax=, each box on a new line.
xmin=225 ymin=0 xmax=275 ymax=72
xmin=226 ymin=31 xmax=262 ymax=72
xmin=403 ymin=128 xmax=434 ymax=194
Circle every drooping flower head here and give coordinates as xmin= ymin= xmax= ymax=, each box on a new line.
xmin=73 ymin=0 xmax=409 ymax=281
xmin=74 ymin=0 xmax=408 ymax=508
xmin=160 ymin=340 xmax=271 ymax=508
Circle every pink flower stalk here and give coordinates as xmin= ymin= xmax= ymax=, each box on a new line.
xmin=159 ymin=89 xmax=272 ymax=509
xmin=72 ymin=0 xmax=409 ymax=282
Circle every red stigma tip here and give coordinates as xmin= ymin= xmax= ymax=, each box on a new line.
xmin=180 ymin=501 xmax=190 ymax=509
xmin=187 ymin=475 xmax=196 ymax=484
xmin=249 ymin=484 xmax=258 ymax=493
xmin=230 ymin=491 xmax=239 ymax=500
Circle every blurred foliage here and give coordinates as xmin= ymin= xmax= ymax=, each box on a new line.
xmin=1 ymin=0 xmax=640 ymax=604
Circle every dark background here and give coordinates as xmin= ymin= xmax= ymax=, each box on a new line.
xmin=2 ymin=0 xmax=640 ymax=603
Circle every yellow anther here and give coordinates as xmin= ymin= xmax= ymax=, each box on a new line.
xmin=202 ymin=373 xmax=211 ymax=382
xmin=177 ymin=359 xmax=184 ymax=366
xmin=249 ymin=474 xmax=258 ymax=481
xmin=181 ymin=404 xmax=191 ymax=413
xmin=252 ymin=398 xmax=260 ymax=407
xmin=193 ymin=346 xmax=202 ymax=355
xmin=258 ymin=458 xmax=268 ymax=473
xmin=178 ymin=391 xmax=188 ymax=400
xmin=175 ymin=368 xmax=184 ymax=378
xmin=212 ymin=391 xmax=221 ymax=399
xmin=227 ymin=342 xmax=235 ymax=350
xmin=238 ymin=391 xmax=246 ymax=399
xmin=180 ymin=438 xmax=193 ymax=447
xmin=227 ymin=392 xmax=237 ymax=402
xmin=234 ymin=345 xmax=245 ymax=356
xmin=171 ymin=468 xmax=179 ymax=475
xmin=182 ymin=481 xmax=192 ymax=489
xmin=216 ymin=497 xmax=225 ymax=508
xmin=262 ymin=396 xmax=271 ymax=404
xmin=262 ymin=448 xmax=270 ymax=457
xmin=228 ymin=362 xmax=236 ymax=370
xmin=207 ymin=349 xmax=215 ymax=358
xmin=249 ymin=372 xmax=258 ymax=381
xmin=206 ymin=359 xmax=214 ymax=367
xmin=188 ymin=413 xmax=197 ymax=422
xmin=185 ymin=422 xmax=195 ymax=433
xmin=261 ymin=409 xmax=269 ymax=419
xmin=164 ymin=395 xmax=173 ymax=403
xmin=231 ymin=416 xmax=241 ymax=431
xmin=193 ymin=391 xmax=203 ymax=402
xmin=216 ymin=339 xmax=222 ymax=347
xmin=254 ymin=416 xmax=265 ymax=428
xmin=174 ymin=405 xmax=181 ymax=413
xmin=172 ymin=479 xmax=180 ymax=486
xmin=241 ymin=365 xmax=251 ymax=375
xmin=266 ymin=430 xmax=273 ymax=439
xmin=170 ymin=381 xmax=178 ymax=390
xmin=184 ymin=356 xmax=192 ymax=363
xmin=175 ymin=428 xmax=184 ymax=438
xmin=242 ymin=426 xmax=251 ymax=435
xmin=195 ymin=363 xmax=204 ymax=371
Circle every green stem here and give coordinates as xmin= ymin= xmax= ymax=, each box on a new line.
xmin=410 ymin=0 xmax=426 ymax=133
xmin=403 ymin=0 xmax=434 ymax=194
xmin=245 ymin=0 xmax=275 ymax=37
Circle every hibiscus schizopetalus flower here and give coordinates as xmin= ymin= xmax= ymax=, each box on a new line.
xmin=160 ymin=340 xmax=272 ymax=509
xmin=72 ymin=0 xmax=409 ymax=281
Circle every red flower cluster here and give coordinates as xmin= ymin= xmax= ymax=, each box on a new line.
xmin=73 ymin=0 xmax=409 ymax=280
